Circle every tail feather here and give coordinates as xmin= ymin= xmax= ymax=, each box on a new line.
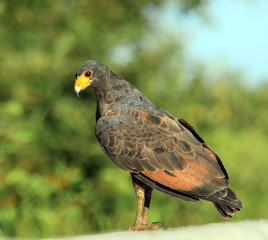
xmin=207 ymin=188 xmax=243 ymax=218
xmin=213 ymin=202 xmax=240 ymax=218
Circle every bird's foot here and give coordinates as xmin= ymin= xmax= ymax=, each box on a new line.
xmin=127 ymin=222 xmax=166 ymax=231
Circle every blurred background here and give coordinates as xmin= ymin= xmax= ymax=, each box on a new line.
xmin=0 ymin=0 xmax=267 ymax=238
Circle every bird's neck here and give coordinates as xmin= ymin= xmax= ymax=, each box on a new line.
xmin=94 ymin=79 xmax=146 ymax=120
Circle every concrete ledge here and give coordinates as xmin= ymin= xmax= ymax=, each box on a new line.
xmin=50 ymin=220 xmax=268 ymax=240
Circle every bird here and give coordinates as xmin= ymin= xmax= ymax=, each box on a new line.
xmin=74 ymin=60 xmax=243 ymax=231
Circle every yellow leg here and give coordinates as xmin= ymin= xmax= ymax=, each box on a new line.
xmin=132 ymin=175 xmax=146 ymax=226
xmin=128 ymin=174 xmax=166 ymax=231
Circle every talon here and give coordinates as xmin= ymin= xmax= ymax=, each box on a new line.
xmin=127 ymin=222 xmax=166 ymax=231
xmin=152 ymin=222 xmax=167 ymax=230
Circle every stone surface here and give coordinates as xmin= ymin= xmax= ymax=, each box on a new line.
xmin=49 ymin=220 xmax=268 ymax=240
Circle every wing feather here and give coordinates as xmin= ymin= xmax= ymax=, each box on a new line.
xmin=95 ymin=107 xmax=229 ymax=198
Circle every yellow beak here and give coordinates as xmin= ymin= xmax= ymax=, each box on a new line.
xmin=74 ymin=74 xmax=92 ymax=97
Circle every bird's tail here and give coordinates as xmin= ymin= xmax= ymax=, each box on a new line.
xmin=209 ymin=188 xmax=244 ymax=218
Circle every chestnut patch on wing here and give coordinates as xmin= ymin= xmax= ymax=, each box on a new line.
xmin=143 ymin=160 xmax=212 ymax=192
xmin=163 ymin=170 xmax=176 ymax=177
xmin=142 ymin=170 xmax=198 ymax=191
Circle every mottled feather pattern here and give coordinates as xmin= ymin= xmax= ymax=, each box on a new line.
xmin=95 ymin=80 xmax=228 ymax=196
xmin=76 ymin=60 xmax=243 ymax=218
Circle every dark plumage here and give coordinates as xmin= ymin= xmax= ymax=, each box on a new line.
xmin=74 ymin=60 xmax=243 ymax=230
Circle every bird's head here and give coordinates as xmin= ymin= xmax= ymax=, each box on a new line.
xmin=74 ymin=60 xmax=111 ymax=96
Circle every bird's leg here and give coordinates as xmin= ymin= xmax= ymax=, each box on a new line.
xmin=142 ymin=185 xmax=152 ymax=225
xmin=131 ymin=174 xmax=146 ymax=227
xmin=128 ymin=174 xmax=166 ymax=231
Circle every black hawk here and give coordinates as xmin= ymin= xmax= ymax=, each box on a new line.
xmin=74 ymin=60 xmax=243 ymax=230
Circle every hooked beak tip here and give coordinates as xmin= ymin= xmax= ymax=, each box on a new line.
xmin=74 ymin=86 xmax=81 ymax=97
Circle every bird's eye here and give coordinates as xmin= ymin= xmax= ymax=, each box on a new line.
xmin=84 ymin=71 xmax=92 ymax=78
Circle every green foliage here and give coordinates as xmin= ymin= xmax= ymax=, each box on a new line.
xmin=0 ymin=0 xmax=267 ymax=238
